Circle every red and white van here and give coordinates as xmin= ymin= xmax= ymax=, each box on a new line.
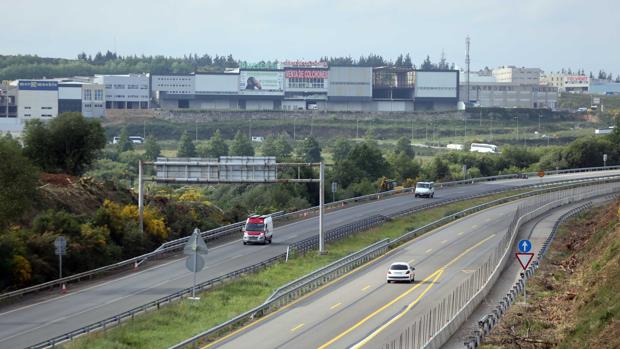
xmin=242 ymin=214 xmax=273 ymax=245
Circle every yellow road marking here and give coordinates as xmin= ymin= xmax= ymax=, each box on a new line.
xmin=316 ymin=270 xmax=442 ymax=349
xmin=461 ymin=269 xmax=475 ymax=274
xmin=443 ymin=234 xmax=495 ymax=268
xmin=361 ymin=285 xmax=371 ymax=291
xmin=425 ymin=248 xmax=433 ymax=253
xmin=352 ymin=269 xmax=444 ymax=348
xmin=458 ymin=231 xmax=464 ymax=236
xmin=320 ymin=235 xmax=496 ymax=349
xmin=202 ymin=197 xmax=514 ymax=349
xmin=441 ymin=239 xmax=448 ymax=244
xmin=408 ymin=258 xmax=415 ymax=264
xmin=330 ymin=302 xmax=342 ymax=310
xmin=290 ymin=323 xmax=304 ymax=332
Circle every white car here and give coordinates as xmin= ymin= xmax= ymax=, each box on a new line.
xmin=386 ymin=262 xmax=415 ymax=283
xmin=414 ymin=182 xmax=434 ymax=198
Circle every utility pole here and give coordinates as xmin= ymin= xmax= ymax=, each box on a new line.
xmin=249 ymin=118 xmax=252 ymax=139
xmin=514 ymin=115 xmax=519 ymax=142
xmin=293 ymin=117 xmax=296 ymax=141
xmin=356 ymin=118 xmax=359 ymax=139
xmin=489 ymin=113 xmax=493 ymax=141
xmin=195 ymin=120 xmax=198 ymax=141
xmin=465 ymin=36 xmax=471 ymax=103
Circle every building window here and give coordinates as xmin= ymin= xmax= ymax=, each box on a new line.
xmin=105 ymin=84 xmax=112 ymax=89
xmin=41 ymin=106 xmax=52 ymax=110
xmin=128 ymin=84 xmax=139 ymax=89
xmin=25 ymin=106 xmax=31 ymax=109
xmin=24 ymin=114 xmax=31 ymax=117
xmin=94 ymin=90 xmax=103 ymax=101
xmin=141 ymin=84 xmax=149 ymax=89
xmin=84 ymin=89 xmax=92 ymax=100
xmin=114 ymin=84 xmax=125 ymax=89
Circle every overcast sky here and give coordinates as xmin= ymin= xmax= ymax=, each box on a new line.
xmin=3 ymin=0 xmax=619 ymax=75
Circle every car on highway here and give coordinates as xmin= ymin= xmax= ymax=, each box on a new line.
xmin=242 ymin=214 xmax=273 ymax=245
xmin=387 ymin=262 xmax=415 ymax=283
xmin=414 ymin=181 xmax=434 ymax=198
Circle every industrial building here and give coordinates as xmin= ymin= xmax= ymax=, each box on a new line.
xmin=459 ymin=82 xmax=557 ymax=109
xmin=94 ymin=74 xmax=149 ymax=109
xmin=150 ymin=63 xmax=460 ymax=112
xmin=58 ymin=81 xmax=106 ymax=117
xmin=492 ymin=66 xmax=542 ymax=85
xmin=541 ymin=73 xmax=590 ymax=93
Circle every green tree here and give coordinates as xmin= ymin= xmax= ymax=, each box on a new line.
xmin=425 ymin=157 xmax=451 ymax=181
xmin=177 ymin=131 xmax=196 ymax=157
xmin=143 ymin=134 xmax=161 ymax=161
xmin=116 ymin=127 xmax=133 ymax=152
xmin=22 ymin=112 xmax=106 ymax=175
xmin=262 ymin=134 xmax=292 ymax=159
xmin=389 ymin=153 xmax=421 ymax=181
xmin=198 ymin=129 xmax=228 ymax=158
xmin=394 ymin=136 xmax=415 ymax=159
xmin=332 ymin=138 xmax=353 ymax=163
xmin=564 ymin=137 xmax=618 ymax=168
xmin=0 ymin=137 xmax=39 ymax=227
xmin=296 ymin=136 xmax=322 ymax=163
xmin=229 ymin=131 xmax=254 ymax=156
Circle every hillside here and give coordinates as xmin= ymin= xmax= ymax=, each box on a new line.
xmin=481 ymin=199 xmax=620 ymax=349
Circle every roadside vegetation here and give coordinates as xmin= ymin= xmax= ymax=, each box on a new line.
xmin=3 ymin=110 xmax=620 ymax=291
xmin=481 ymin=199 xmax=620 ymax=349
xmin=64 ymin=189 xmax=525 ymax=349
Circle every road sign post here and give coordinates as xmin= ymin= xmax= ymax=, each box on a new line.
xmin=516 ymin=243 xmax=534 ymax=305
xmin=603 ymin=154 xmax=607 ymax=168
xmin=54 ymin=236 xmax=67 ymax=293
xmin=184 ymin=228 xmax=208 ymax=300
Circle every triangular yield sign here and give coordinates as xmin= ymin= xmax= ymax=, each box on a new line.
xmin=516 ymin=253 xmax=534 ymax=270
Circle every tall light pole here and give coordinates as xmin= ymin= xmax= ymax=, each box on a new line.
xmin=293 ymin=117 xmax=296 ymax=141
xmin=538 ymin=113 xmax=542 ymax=132
xmin=514 ymin=115 xmax=519 ymax=142
xmin=489 ymin=113 xmax=493 ymax=141
xmin=249 ymin=118 xmax=252 ymax=139
xmin=195 ymin=120 xmax=198 ymax=141
xmin=356 ymin=118 xmax=359 ymax=139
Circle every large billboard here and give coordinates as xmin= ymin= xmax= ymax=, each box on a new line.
xmin=327 ymin=67 xmax=372 ymax=99
xmin=18 ymin=80 xmax=58 ymax=91
xmin=195 ymin=74 xmax=238 ymax=94
xmin=239 ymin=71 xmax=284 ymax=95
xmin=414 ymin=71 xmax=458 ymax=98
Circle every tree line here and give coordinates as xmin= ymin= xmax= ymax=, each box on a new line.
xmin=0 ymin=52 xmax=456 ymax=81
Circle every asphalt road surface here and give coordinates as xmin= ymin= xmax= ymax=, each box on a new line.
xmin=1 ymin=170 xmax=618 ymax=348
xmin=206 ymin=197 xmax=522 ymax=349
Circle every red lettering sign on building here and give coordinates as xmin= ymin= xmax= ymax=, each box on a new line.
xmin=285 ymin=70 xmax=329 ymax=79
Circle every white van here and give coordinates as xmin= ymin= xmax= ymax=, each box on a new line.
xmin=242 ymin=214 xmax=273 ymax=245
xmin=415 ymin=182 xmax=434 ymax=198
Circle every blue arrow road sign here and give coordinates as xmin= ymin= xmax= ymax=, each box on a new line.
xmin=518 ymin=239 xmax=532 ymax=253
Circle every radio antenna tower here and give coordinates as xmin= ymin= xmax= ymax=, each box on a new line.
xmin=465 ymin=35 xmax=471 ymax=102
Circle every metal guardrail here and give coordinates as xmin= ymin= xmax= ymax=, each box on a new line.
xmin=27 ymin=253 xmax=288 ymax=349
xmin=377 ymin=182 xmax=620 ymax=349
xmin=24 ymin=177 xmax=620 ymax=349
xmin=170 ymin=239 xmax=392 ymax=349
xmin=169 ymin=179 xmax=620 ymax=349
xmin=463 ymin=201 xmax=594 ymax=348
xmin=4 ymin=166 xmax=619 ymax=303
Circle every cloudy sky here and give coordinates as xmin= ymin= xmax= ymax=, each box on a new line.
xmin=3 ymin=0 xmax=619 ymax=75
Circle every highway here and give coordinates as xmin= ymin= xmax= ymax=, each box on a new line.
xmin=204 ymin=196 xmax=520 ymax=349
xmin=0 ymin=170 xmax=618 ymax=348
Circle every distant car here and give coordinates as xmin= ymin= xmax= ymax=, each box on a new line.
xmin=307 ymin=104 xmax=318 ymax=110
xmin=577 ymin=107 xmax=588 ymax=112
xmin=251 ymin=136 xmax=265 ymax=142
xmin=414 ymin=182 xmax=434 ymax=198
xmin=387 ymin=262 xmax=415 ymax=283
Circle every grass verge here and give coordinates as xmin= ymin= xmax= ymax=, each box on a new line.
xmin=66 ymin=190 xmax=526 ymax=349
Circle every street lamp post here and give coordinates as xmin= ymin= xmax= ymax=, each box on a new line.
xmin=514 ymin=115 xmax=519 ymax=142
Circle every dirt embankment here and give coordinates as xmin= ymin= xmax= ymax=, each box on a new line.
xmin=482 ymin=199 xmax=620 ymax=349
